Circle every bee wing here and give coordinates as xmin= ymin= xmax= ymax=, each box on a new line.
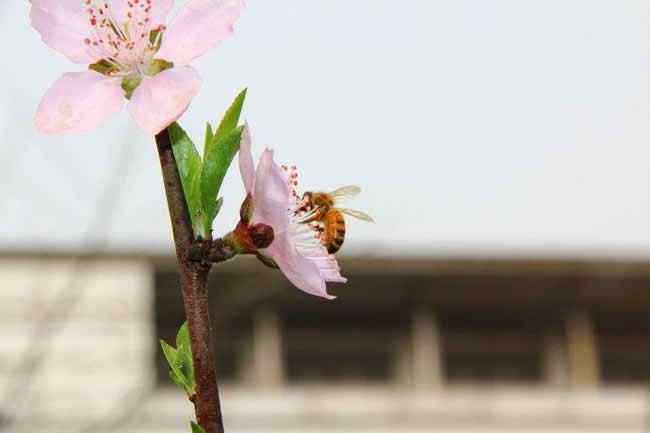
xmin=329 ymin=185 xmax=361 ymax=198
xmin=338 ymin=208 xmax=375 ymax=222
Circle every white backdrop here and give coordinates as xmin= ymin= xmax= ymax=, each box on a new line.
xmin=1 ymin=0 xmax=649 ymax=257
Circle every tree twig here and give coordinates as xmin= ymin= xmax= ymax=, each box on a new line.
xmin=155 ymin=128 xmax=224 ymax=433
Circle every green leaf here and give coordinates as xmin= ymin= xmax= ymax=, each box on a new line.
xmin=207 ymin=88 xmax=247 ymax=157
xmin=159 ymin=339 xmax=191 ymax=391
xmin=176 ymin=323 xmax=194 ymax=388
xmin=169 ymin=122 xmax=204 ymax=238
xmin=176 ymin=321 xmax=191 ymax=348
xmin=200 ymin=125 xmax=245 ymax=235
xmin=205 ymin=122 xmax=214 ymax=147
xmin=215 ymin=197 xmax=224 ymax=218
xmin=169 ymin=370 xmax=187 ymax=390
xmin=190 ymin=422 xmax=206 ymax=433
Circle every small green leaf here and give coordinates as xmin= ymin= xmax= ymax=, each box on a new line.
xmin=207 ymin=88 xmax=247 ymax=157
xmin=205 ymin=122 xmax=214 ymax=147
xmin=169 ymin=122 xmax=204 ymax=238
xmin=169 ymin=370 xmax=187 ymax=390
xmin=200 ymin=125 xmax=245 ymax=235
xmin=215 ymin=197 xmax=224 ymax=218
xmin=176 ymin=322 xmax=191 ymax=348
xmin=176 ymin=323 xmax=194 ymax=388
xmin=160 ymin=339 xmax=191 ymax=391
xmin=190 ymin=421 xmax=206 ymax=433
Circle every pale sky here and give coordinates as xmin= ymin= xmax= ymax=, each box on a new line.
xmin=1 ymin=0 xmax=650 ymax=258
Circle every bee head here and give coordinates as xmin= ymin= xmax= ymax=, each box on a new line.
xmin=300 ymin=192 xmax=313 ymax=210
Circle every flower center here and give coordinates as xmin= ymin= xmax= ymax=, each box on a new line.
xmin=84 ymin=0 xmax=165 ymax=76
xmin=280 ymin=164 xmax=328 ymax=250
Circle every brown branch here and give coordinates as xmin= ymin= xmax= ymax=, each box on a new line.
xmin=155 ymin=127 xmax=225 ymax=433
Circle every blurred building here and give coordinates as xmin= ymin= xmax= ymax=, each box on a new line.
xmin=2 ymin=253 xmax=650 ymax=433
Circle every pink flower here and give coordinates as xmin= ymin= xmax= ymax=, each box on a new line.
xmin=31 ymin=0 xmax=244 ymax=135
xmin=238 ymin=125 xmax=347 ymax=299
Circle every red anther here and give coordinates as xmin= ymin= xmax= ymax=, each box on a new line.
xmin=281 ymin=165 xmax=288 ymax=171
xmin=292 ymin=181 xmax=298 ymax=186
xmin=90 ymin=17 xmax=97 ymax=25
xmin=84 ymin=38 xmax=91 ymax=45
xmin=292 ymin=191 xmax=297 ymax=197
xmin=127 ymin=11 xmax=133 ymax=18
xmin=291 ymin=165 xmax=297 ymax=170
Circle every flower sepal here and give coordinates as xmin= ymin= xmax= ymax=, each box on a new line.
xmin=255 ymin=252 xmax=279 ymax=270
xmin=240 ymin=193 xmax=255 ymax=224
xmin=88 ymin=59 xmax=118 ymax=76
xmin=223 ymin=219 xmax=276 ymax=256
xmin=249 ymin=223 xmax=274 ymax=249
xmin=144 ymin=59 xmax=174 ymax=77
xmin=121 ymin=72 xmax=142 ymax=100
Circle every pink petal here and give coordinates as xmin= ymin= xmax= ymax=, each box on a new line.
xmin=252 ymin=149 xmax=291 ymax=231
xmin=238 ymin=123 xmax=255 ymax=193
xmin=156 ymin=0 xmax=245 ymax=65
xmin=310 ymin=253 xmax=347 ymax=283
xmin=265 ymin=233 xmax=335 ymax=299
xmin=302 ymin=248 xmax=348 ymax=283
xmin=128 ymin=66 xmax=201 ymax=135
xmin=35 ymin=71 xmax=124 ymax=134
xmin=30 ymin=0 xmax=98 ymax=64
xmin=320 ymin=269 xmax=347 ymax=283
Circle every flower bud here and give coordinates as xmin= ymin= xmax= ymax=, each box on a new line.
xmin=249 ymin=223 xmax=274 ymax=249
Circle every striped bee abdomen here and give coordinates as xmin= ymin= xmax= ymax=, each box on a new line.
xmin=325 ymin=209 xmax=346 ymax=254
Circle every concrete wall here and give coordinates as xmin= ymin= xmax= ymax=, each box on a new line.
xmin=2 ymin=256 xmax=650 ymax=433
xmin=0 ymin=258 xmax=154 ymax=432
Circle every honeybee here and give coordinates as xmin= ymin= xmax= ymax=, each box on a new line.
xmin=299 ymin=185 xmax=374 ymax=254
